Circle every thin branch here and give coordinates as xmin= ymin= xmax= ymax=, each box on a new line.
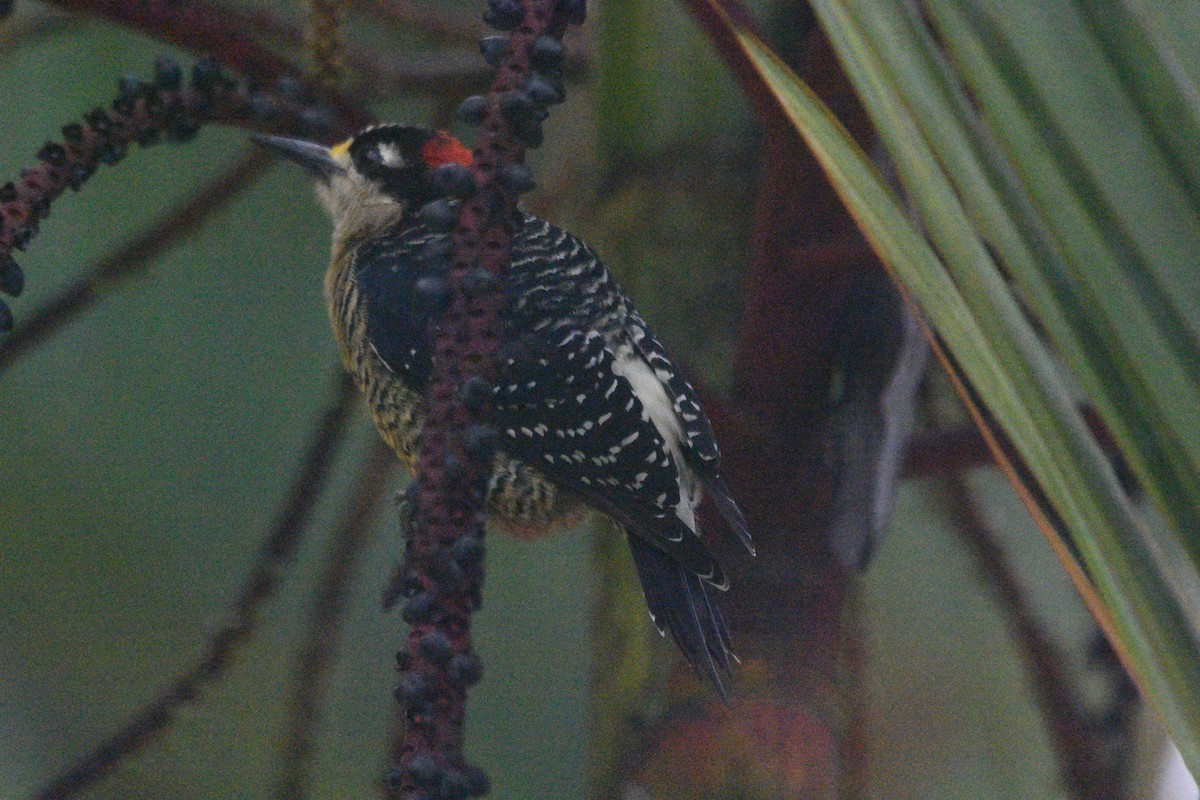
xmin=352 ymin=0 xmax=482 ymax=45
xmin=0 ymin=56 xmax=353 ymax=331
xmin=307 ymin=0 xmax=346 ymax=87
xmin=200 ymin=4 xmax=552 ymax=101
xmin=903 ymin=406 xmax=1119 ymax=479
xmin=0 ymin=6 xmax=75 ymax=55
xmin=838 ymin=588 xmax=871 ymax=800
xmin=939 ymin=473 xmax=1124 ymax=800
xmin=679 ymin=0 xmax=797 ymax=140
xmin=0 ymin=149 xmax=270 ymax=374
xmin=278 ymin=439 xmax=399 ymax=800
xmin=46 ymin=0 xmax=371 ymax=128
xmin=31 ymin=371 xmax=359 ymax=800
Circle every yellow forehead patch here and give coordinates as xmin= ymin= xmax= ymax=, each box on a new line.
xmin=329 ymin=138 xmax=352 ymax=159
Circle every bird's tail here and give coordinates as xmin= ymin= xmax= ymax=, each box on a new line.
xmin=626 ymin=533 xmax=734 ymax=698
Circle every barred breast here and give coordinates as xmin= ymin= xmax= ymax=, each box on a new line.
xmin=324 ymin=245 xmax=585 ymax=540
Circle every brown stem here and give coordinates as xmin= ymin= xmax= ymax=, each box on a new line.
xmin=31 ymin=371 xmax=358 ymax=800
xmin=278 ymin=439 xmax=398 ymax=800
xmin=903 ymin=406 xmax=1119 ymax=479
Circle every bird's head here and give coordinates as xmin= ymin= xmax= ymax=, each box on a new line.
xmin=253 ymin=124 xmax=473 ymax=243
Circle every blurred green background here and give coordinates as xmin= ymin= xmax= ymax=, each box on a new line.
xmin=0 ymin=2 xmax=1172 ymax=798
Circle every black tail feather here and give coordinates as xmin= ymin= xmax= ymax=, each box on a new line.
xmin=627 ymin=533 xmax=733 ymax=698
xmin=704 ymin=475 xmax=755 ymax=555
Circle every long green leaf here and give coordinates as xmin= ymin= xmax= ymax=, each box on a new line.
xmin=855 ymin=0 xmax=1200 ymax=575
xmin=718 ymin=16 xmax=1200 ymax=775
xmin=925 ymin=1 xmax=1200 ymax=556
xmin=1074 ymin=0 xmax=1200 ymax=211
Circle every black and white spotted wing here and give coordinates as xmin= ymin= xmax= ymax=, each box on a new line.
xmin=625 ymin=311 xmax=753 ymax=554
xmin=493 ymin=215 xmax=741 ymax=688
xmin=351 ymin=214 xmax=742 ymax=691
xmin=497 ymin=218 xmax=716 ymax=544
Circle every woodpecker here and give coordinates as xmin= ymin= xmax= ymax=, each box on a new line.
xmin=254 ymin=124 xmax=753 ymax=693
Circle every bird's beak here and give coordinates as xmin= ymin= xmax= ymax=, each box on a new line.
xmin=251 ymin=133 xmax=345 ymax=181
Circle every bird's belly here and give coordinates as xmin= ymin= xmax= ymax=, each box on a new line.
xmin=331 ymin=264 xmax=585 ymax=539
xmin=361 ymin=363 xmax=586 ymax=541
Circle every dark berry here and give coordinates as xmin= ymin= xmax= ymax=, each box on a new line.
xmin=275 ymin=74 xmax=304 ymax=99
xmin=447 ymin=653 xmax=483 ymax=687
xmin=426 ymin=554 xmax=464 ymax=591
xmin=463 ymin=764 xmax=490 ymax=797
xmin=498 ymin=90 xmax=537 ymax=124
xmin=11 ymin=223 xmax=35 ymax=250
xmin=450 ymin=535 xmax=484 ymax=571
xmin=110 ymin=94 xmax=137 ymax=117
xmin=420 ymin=236 xmax=452 ymax=265
xmin=154 ymin=55 xmax=183 ymax=90
xmin=417 ymin=199 xmax=458 ymax=232
xmin=463 ymin=424 xmax=499 ymax=461
xmin=454 ymin=95 xmax=489 ymax=127
xmin=499 ymin=163 xmax=535 ymax=194
xmin=408 ymin=754 xmax=443 ymax=787
xmin=166 ymin=115 xmax=200 ymax=142
xmin=96 ymin=141 xmax=127 ymax=166
xmin=298 ymin=105 xmax=337 ymax=136
xmin=61 ymin=123 xmax=85 ymax=144
xmin=479 ymin=35 xmax=509 ymax=67
xmin=192 ymin=57 xmax=222 ymax=90
xmin=441 ymin=451 xmax=466 ymax=481
xmin=68 ymin=164 xmax=93 ymax=190
xmin=525 ymin=74 xmax=565 ymax=106
xmin=402 ymin=591 xmax=439 ymax=625
xmin=530 ymin=35 xmax=566 ymax=71
xmin=441 ymin=770 xmax=472 ymax=800
xmin=483 ymin=0 xmax=522 ymax=30
xmin=514 ymin=117 xmax=544 ymax=148
xmin=394 ymin=671 xmax=432 ymax=703
xmin=0 ymin=257 xmax=24 ymax=297
xmin=558 ymin=0 xmax=586 ymax=25
xmin=458 ymin=375 xmax=493 ymax=411
xmin=429 ymin=163 xmax=477 ymax=199
xmin=135 ymin=127 xmax=162 ymax=148
xmin=418 ymin=631 xmax=454 ymax=664
xmin=462 ymin=267 xmax=499 ymax=297
xmin=247 ymin=92 xmax=282 ymax=121
xmin=117 ymin=74 xmax=145 ymax=98
xmin=84 ymin=108 xmax=112 ymax=133
xmin=415 ymin=274 xmax=452 ymax=314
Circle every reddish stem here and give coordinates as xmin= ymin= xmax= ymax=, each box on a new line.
xmin=387 ymin=1 xmax=582 ymax=798
xmin=47 ymin=0 xmax=372 ymax=128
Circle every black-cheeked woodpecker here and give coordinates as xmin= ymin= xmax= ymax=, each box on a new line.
xmin=254 ymin=124 xmax=753 ymax=693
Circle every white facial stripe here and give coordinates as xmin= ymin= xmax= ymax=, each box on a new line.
xmin=377 ymin=142 xmax=404 ymax=167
